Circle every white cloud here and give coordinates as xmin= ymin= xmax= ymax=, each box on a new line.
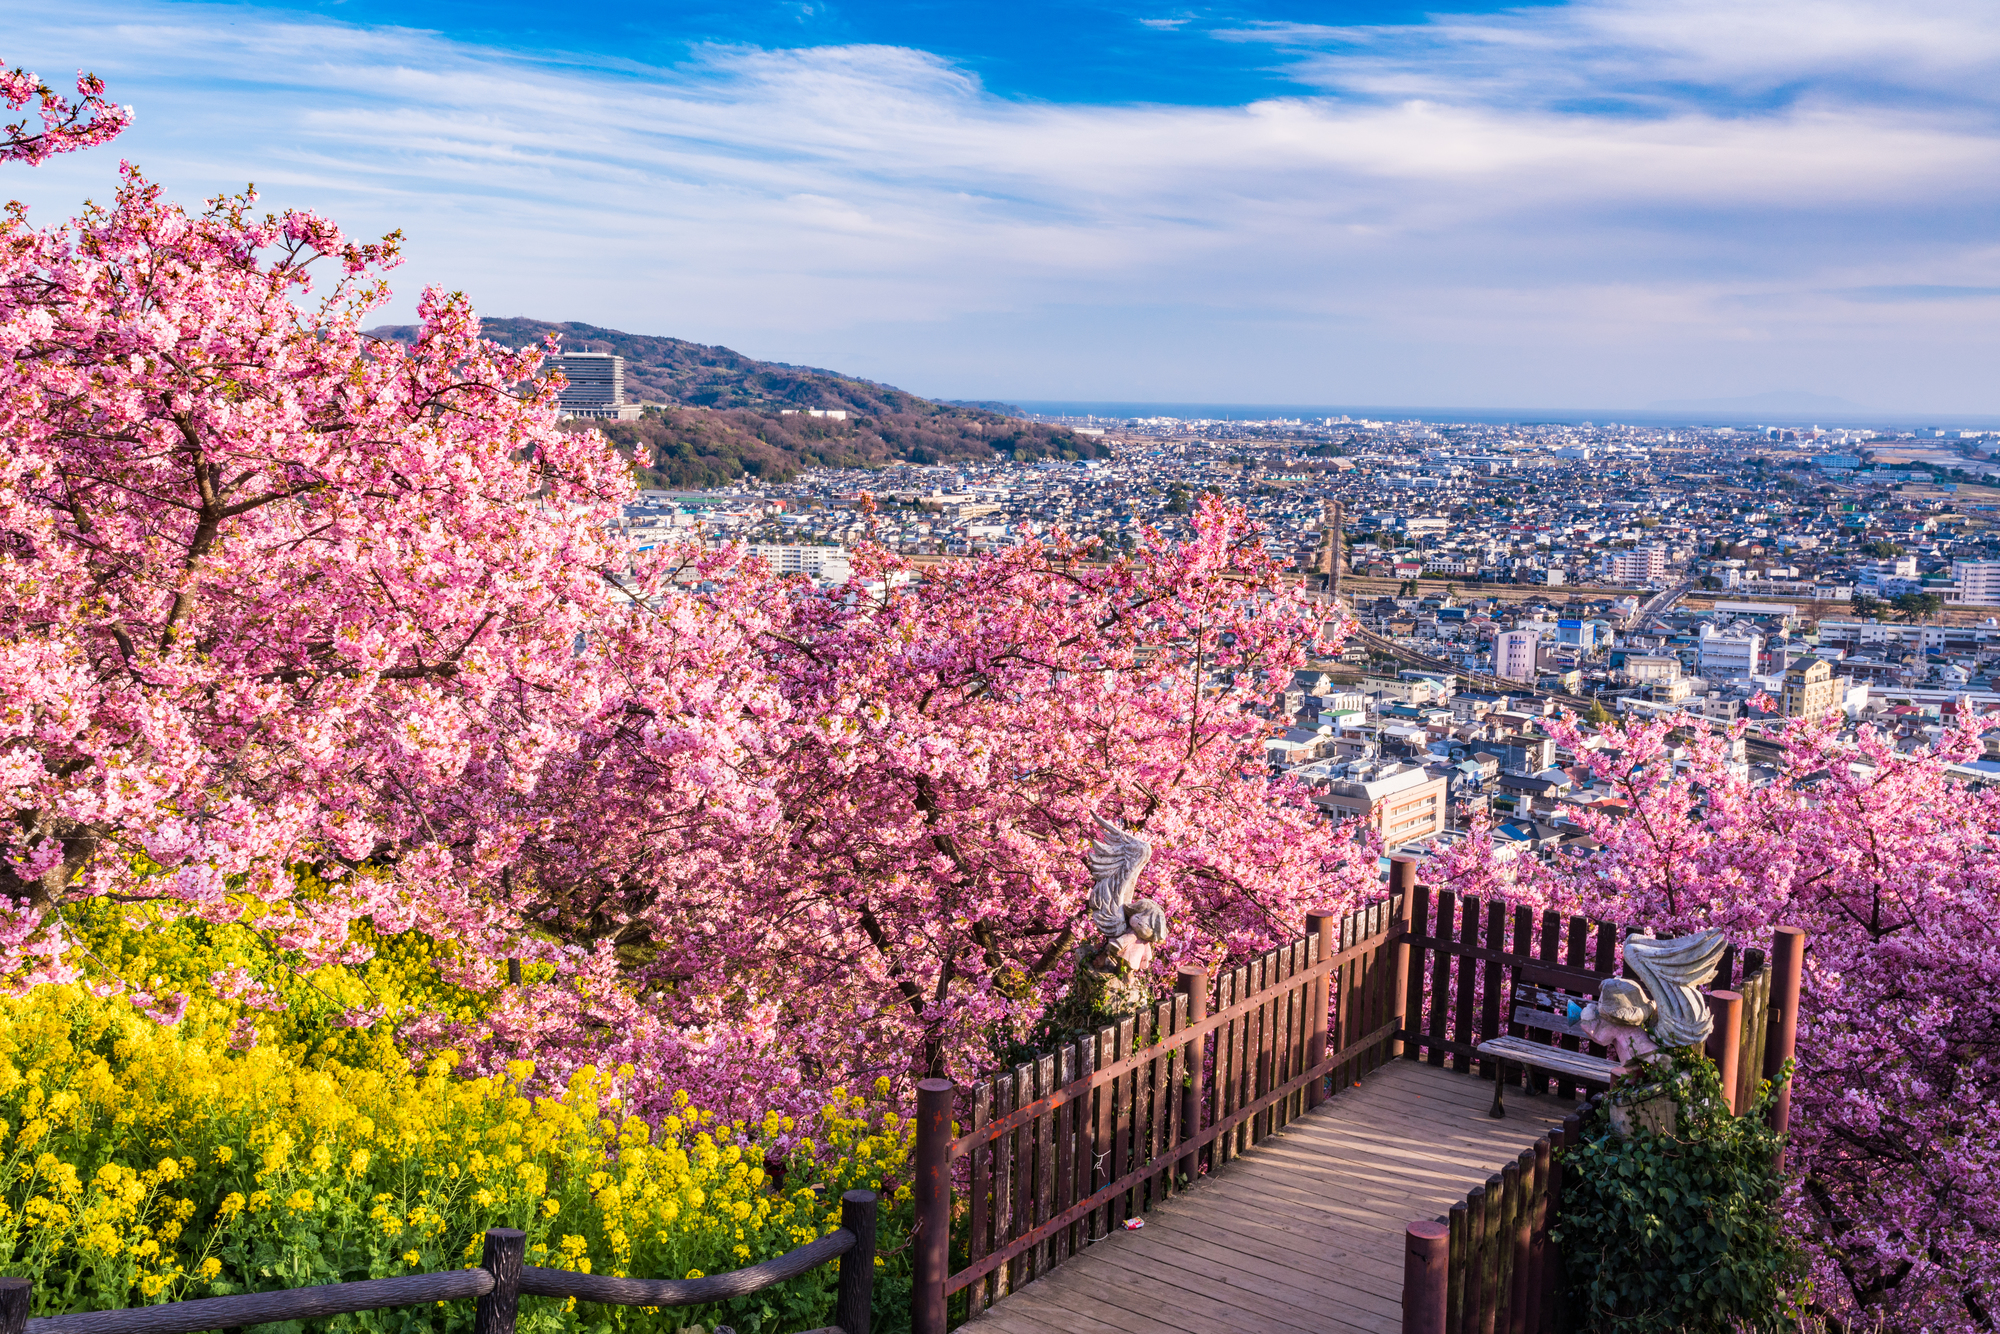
xmin=8 ymin=0 xmax=2000 ymax=408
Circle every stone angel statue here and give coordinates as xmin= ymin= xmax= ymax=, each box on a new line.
xmin=1085 ymin=816 xmax=1170 ymax=974
xmin=1576 ymin=927 xmax=1727 ymax=1062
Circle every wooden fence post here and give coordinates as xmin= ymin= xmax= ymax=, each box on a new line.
xmin=836 ymin=1189 xmax=878 ymax=1334
xmin=912 ymin=1078 xmax=954 ymax=1334
xmin=1305 ymin=911 xmax=1334 ymax=1108
xmin=1175 ymin=965 xmax=1209 ymax=1179
xmin=1509 ymin=1148 xmax=1534 ymax=1334
xmin=1389 ymin=858 xmax=1418 ymax=1059
xmin=1462 ymin=1182 xmax=1488 ymax=1334
xmin=1704 ymin=991 xmax=1744 ymax=1115
xmin=474 ymin=1228 xmax=524 ymax=1334
xmin=1525 ymin=1136 xmax=1551 ymax=1334
xmin=1765 ymin=926 xmax=1806 ymax=1153
xmin=1403 ymin=1220 xmax=1450 ymax=1334
xmin=0 ymin=1278 xmax=29 ymax=1334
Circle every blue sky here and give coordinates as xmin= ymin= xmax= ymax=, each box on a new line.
xmin=8 ymin=0 xmax=2000 ymax=411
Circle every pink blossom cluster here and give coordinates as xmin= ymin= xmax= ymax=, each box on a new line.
xmin=2 ymin=59 xmax=131 ymax=165
xmin=490 ymin=508 xmax=1382 ymax=1095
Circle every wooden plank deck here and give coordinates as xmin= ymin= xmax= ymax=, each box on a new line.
xmin=963 ymin=1059 xmax=1571 ymax=1334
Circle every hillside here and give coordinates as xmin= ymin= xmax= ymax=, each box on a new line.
xmin=364 ymin=317 xmax=1096 ymax=486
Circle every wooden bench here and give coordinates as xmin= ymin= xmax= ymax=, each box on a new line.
xmin=1477 ymin=969 xmax=1628 ymax=1118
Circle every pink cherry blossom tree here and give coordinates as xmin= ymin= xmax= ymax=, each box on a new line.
xmin=1513 ymin=709 xmax=2000 ymax=1333
xmin=465 ymin=508 xmax=1380 ymax=1100
xmin=0 ymin=164 xmax=774 ymax=992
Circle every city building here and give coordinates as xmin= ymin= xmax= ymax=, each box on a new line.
xmin=743 ymin=544 xmax=852 ymax=584
xmin=1314 ymin=763 xmax=1448 ymax=844
xmin=1491 ymin=629 xmax=1541 ymax=682
xmin=550 ymin=351 xmax=642 ymax=420
xmin=1780 ymin=657 xmax=1842 ymax=720
xmin=1608 ymin=544 xmax=1669 ymax=585
xmin=1697 ymin=624 xmax=1763 ymax=680
xmin=1951 ymin=560 xmax=2000 ymax=606
xmin=1555 ymin=618 xmax=1611 ymax=651
xmin=1623 ymin=654 xmax=1681 ymax=684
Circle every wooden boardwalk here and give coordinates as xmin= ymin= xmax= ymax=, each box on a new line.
xmin=963 ymin=1060 xmax=1570 ymax=1334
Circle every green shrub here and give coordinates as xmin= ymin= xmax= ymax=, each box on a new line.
xmin=1553 ymin=1050 xmax=1801 ymax=1333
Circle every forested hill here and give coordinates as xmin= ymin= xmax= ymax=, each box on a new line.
xmin=363 ymin=317 xmax=1098 ymax=487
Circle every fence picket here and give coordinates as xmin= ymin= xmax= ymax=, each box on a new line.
xmin=1453 ymin=896 xmax=1483 ymax=1075
xmin=1428 ymin=889 xmax=1458 ymax=1068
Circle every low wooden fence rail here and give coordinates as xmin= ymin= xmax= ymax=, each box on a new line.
xmin=1398 ymin=875 xmax=1802 ymax=1120
xmin=1401 ymin=1102 xmax=1590 ymax=1334
xmin=4 ymin=1192 xmax=878 ymax=1334
xmin=909 ymin=892 xmax=1409 ymax=1334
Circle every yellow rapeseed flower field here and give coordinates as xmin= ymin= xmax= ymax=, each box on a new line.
xmin=2 ymin=907 xmax=914 ymax=1334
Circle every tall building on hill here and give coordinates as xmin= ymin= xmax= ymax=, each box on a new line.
xmin=550 ymin=350 xmax=641 ymax=421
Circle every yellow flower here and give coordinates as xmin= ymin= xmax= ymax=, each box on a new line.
xmin=197 ymin=1258 xmax=222 ymax=1281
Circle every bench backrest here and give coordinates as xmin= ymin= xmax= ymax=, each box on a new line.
xmin=1505 ymin=962 xmax=1611 ymax=1044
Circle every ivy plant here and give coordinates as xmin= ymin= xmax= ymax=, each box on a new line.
xmin=1553 ymin=1049 xmax=1803 ymax=1333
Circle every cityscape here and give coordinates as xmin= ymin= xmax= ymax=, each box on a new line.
xmin=10 ymin=6 xmax=2000 ymax=1332
xmin=588 ymin=340 xmax=2000 ymax=862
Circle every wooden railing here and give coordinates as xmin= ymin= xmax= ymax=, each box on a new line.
xmin=908 ymin=893 xmax=1409 ymax=1334
xmin=1398 ymin=873 xmax=1803 ymax=1119
xmin=1402 ymin=1102 xmax=1592 ymax=1334
xmin=6 ymin=1193 xmax=878 ymax=1334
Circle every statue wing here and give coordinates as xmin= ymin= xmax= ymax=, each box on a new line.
xmin=1086 ymin=817 xmax=1151 ymax=940
xmin=1623 ymin=929 xmax=1727 ymax=1048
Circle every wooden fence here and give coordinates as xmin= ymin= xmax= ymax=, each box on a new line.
xmin=1401 ymin=1101 xmax=1591 ymax=1334
xmin=7 ymin=1193 xmax=878 ymax=1334
xmin=1398 ymin=876 xmax=1795 ymax=1116
xmin=908 ymin=893 xmax=1409 ymax=1334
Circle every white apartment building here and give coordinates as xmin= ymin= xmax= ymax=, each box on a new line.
xmin=1491 ymin=629 xmax=1541 ymax=682
xmin=1950 ymin=560 xmax=2000 ymax=606
xmin=743 ymin=544 xmax=852 ymax=584
xmin=1608 ymin=543 xmax=1669 ymax=585
xmin=1697 ymin=624 xmax=1764 ymax=679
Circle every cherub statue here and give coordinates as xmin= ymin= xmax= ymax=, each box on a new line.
xmin=1085 ymin=816 xmax=1169 ymax=973
xmin=1575 ymin=927 xmax=1727 ymax=1062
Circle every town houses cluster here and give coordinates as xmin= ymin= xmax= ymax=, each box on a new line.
xmin=613 ymin=412 xmax=2000 ymax=859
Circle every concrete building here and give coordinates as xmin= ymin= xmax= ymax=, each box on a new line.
xmin=1314 ymin=763 xmax=1448 ymax=845
xmin=1624 ymin=654 xmax=1681 ymax=684
xmin=1698 ymin=624 xmax=1764 ymax=680
xmin=550 ymin=351 xmax=642 ymax=420
xmin=1951 ymin=560 xmax=2000 ymax=606
xmin=1555 ymin=618 xmax=1611 ymax=652
xmin=743 ymin=544 xmax=852 ymax=584
xmin=1608 ymin=544 xmax=1669 ymax=585
xmin=1781 ymin=657 xmax=1842 ymax=720
xmin=1492 ymin=629 xmax=1541 ymax=682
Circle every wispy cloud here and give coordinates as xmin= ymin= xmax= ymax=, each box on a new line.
xmin=8 ymin=0 xmax=2000 ymax=408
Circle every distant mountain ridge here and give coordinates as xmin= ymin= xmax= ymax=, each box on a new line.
xmin=368 ymin=317 xmax=956 ymax=418
xmin=363 ymin=317 xmax=1098 ymax=487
